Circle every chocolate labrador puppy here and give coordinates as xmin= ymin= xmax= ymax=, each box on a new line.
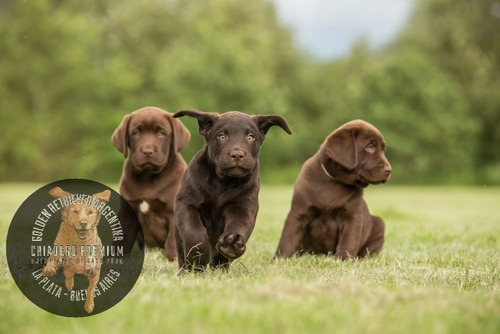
xmin=275 ymin=120 xmax=391 ymax=260
xmin=174 ymin=109 xmax=291 ymax=271
xmin=112 ymin=106 xmax=190 ymax=260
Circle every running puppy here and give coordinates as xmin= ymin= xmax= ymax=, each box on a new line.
xmin=42 ymin=187 xmax=110 ymax=313
xmin=174 ymin=109 xmax=291 ymax=271
xmin=275 ymin=120 xmax=391 ymax=260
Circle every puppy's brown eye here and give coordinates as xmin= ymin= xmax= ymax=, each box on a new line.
xmin=88 ymin=210 xmax=94 ymax=215
xmin=217 ymin=133 xmax=227 ymax=140
xmin=365 ymin=144 xmax=376 ymax=153
xmin=73 ymin=209 xmax=79 ymax=214
xmin=131 ymin=130 xmax=140 ymax=136
xmin=247 ymin=134 xmax=255 ymax=141
xmin=157 ymin=130 xmax=167 ymax=137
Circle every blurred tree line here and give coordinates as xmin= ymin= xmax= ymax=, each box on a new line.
xmin=0 ymin=0 xmax=499 ymax=184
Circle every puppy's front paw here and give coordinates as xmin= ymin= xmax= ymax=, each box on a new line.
xmin=216 ymin=233 xmax=246 ymax=260
xmin=85 ymin=298 xmax=95 ymax=314
xmin=42 ymin=265 xmax=57 ymax=277
xmin=335 ymin=248 xmax=356 ymax=261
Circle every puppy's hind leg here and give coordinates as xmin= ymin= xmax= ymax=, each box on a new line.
xmin=274 ymin=209 xmax=309 ymax=259
xmin=358 ymin=215 xmax=385 ymax=258
xmin=164 ymin=217 xmax=178 ymax=261
xmin=84 ymin=272 xmax=100 ymax=313
xmin=63 ymin=267 xmax=75 ymax=291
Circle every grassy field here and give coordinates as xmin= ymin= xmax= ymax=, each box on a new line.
xmin=1 ymin=183 xmax=499 ymax=333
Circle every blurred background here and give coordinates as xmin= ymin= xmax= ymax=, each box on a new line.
xmin=0 ymin=0 xmax=499 ymax=185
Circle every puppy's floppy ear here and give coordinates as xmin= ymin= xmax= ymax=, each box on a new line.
xmin=324 ymin=127 xmax=358 ymax=171
xmin=91 ymin=190 xmax=111 ymax=224
xmin=49 ymin=187 xmax=72 ymax=220
xmin=253 ymin=115 xmax=292 ymax=136
xmin=49 ymin=187 xmax=72 ymax=198
xmin=92 ymin=189 xmax=111 ymax=203
xmin=112 ymin=113 xmax=132 ymax=157
xmin=174 ymin=109 xmax=219 ymax=136
xmin=166 ymin=113 xmax=191 ymax=155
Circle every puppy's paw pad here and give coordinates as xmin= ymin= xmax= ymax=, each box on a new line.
xmin=216 ymin=233 xmax=246 ymax=260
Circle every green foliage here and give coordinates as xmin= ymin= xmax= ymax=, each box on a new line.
xmin=357 ymin=50 xmax=478 ymax=183
xmin=393 ymin=0 xmax=500 ymax=183
xmin=0 ymin=0 xmax=499 ymax=184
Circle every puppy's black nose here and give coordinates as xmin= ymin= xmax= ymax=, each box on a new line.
xmin=230 ymin=150 xmax=245 ymax=161
xmin=80 ymin=221 xmax=88 ymax=229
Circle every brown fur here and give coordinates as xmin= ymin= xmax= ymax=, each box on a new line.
xmin=112 ymin=106 xmax=190 ymax=260
xmin=42 ymin=187 xmax=110 ymax=313
xmin=174 ymin=109 xmax=291 ymax=271
xmin=275 ymin=120 xmax=392 ymax=260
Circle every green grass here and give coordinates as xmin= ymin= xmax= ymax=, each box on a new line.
xmin=1 ymin=183 xmax=499 ymax=333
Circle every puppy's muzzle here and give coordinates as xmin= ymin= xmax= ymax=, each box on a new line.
xmin=230 ymin=149 xmax=246 ymax=162
xmin=75 ymin=220 xmax=91 ymax=240
xmin=142 ymin=146 xmax=155 ymax=157
xmin=384 ymin=164 xmax=392 ymax=177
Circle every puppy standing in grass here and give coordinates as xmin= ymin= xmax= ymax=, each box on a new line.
xmin=174 ymin=109 xmax=291 ymax=271
xmin=42 ymin=187 xmax=110 ymax=314
xmin=112 ymin=107 xmax=191 ymax=260
xmin=275 ymin=120 xmax=391 ymax=260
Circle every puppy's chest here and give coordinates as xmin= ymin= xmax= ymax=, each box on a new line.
xmin=204 ymin=177 xmax=249 ymax=204
xmin=314 ymin=193 xmax=349 ymax=214
xmin=132 ymin=199 xmax=170 ymax=217
xmin=198 ymin=203 xmax=226 ymax=235
xmin=313 ymin=184 xmax=358 ymax=212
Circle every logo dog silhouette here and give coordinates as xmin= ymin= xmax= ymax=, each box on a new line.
xmin=42 ymin=186 xmax=110 ymax=313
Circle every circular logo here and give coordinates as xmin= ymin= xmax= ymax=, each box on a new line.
xmin=6 ymin=179 xmax=144 ymax=317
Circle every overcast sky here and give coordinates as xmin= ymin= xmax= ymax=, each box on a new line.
xmin=272 ymin=0 xmax=415 ymax=60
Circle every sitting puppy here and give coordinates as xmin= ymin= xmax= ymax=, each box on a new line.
xmin=275 ymin=120 xmax=391 ymax=260
xmin=112 ymin=106 xmax=190 ymax=260
xmin=42 ymin=187 xmax=110 ymax=314
xmin=174 ymin=109 xmax=291 ymax=271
